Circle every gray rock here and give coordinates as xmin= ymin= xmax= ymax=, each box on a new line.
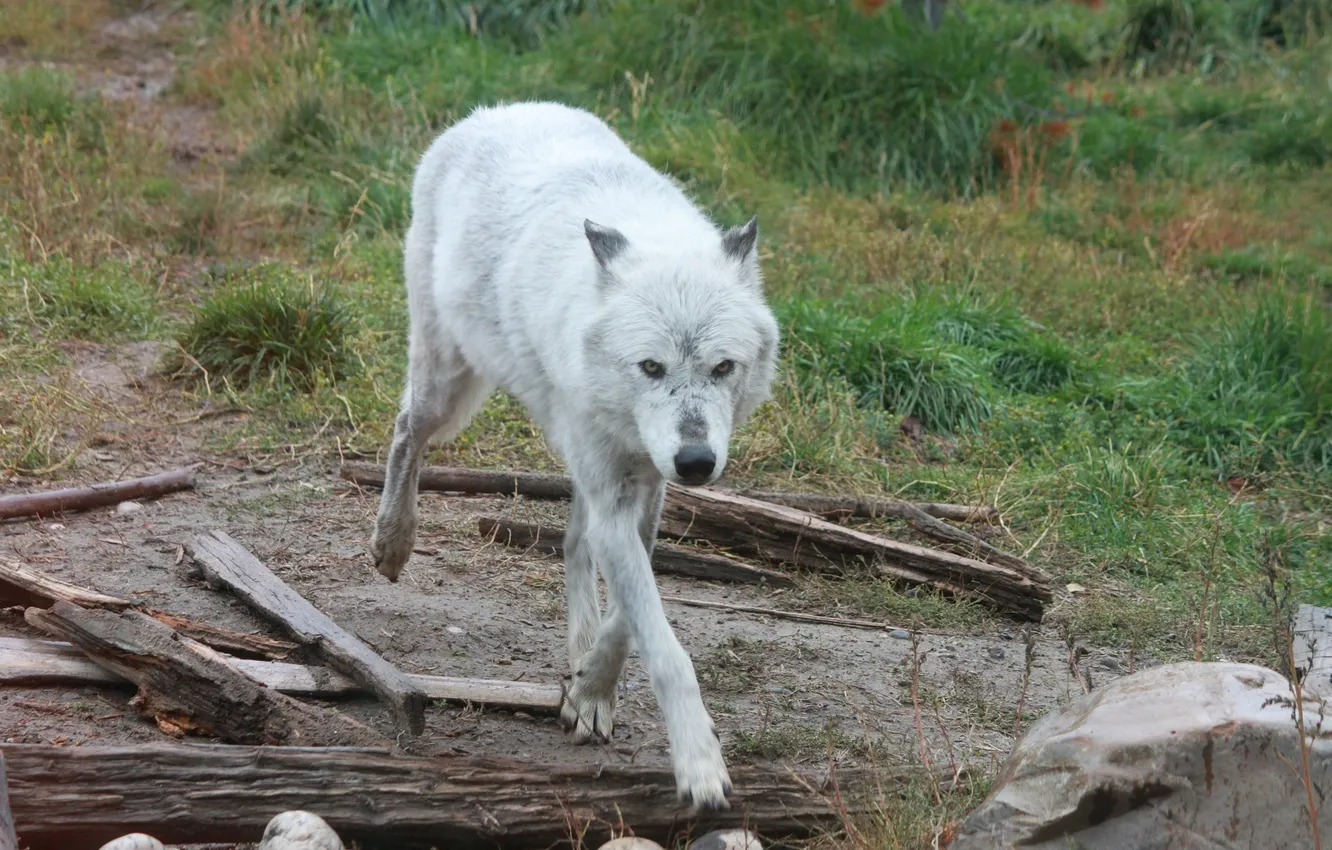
xmin=950 ymin=662 xmax=1331 ymax=850
xmin=97 ymin=836 xmax=164 ymax=850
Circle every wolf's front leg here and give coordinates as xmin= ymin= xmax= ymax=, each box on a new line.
xmin=582 ymin=492 xmax=731 ymax=810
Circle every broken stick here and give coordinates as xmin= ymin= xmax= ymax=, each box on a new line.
xmin=26 ymin=601 xmax=385 ymax=747
xmin=0 ymin=557 xmax=295 ymax=660
xmin=661 ymin=595 xmax=914 ymax=634
xmin=3 ymin=742 xmax=882 ymax=850
xmin=0 ymin=465 xmax=199 ymax=520
xmin=0 ymin=636 xmax=562 ymax=714
xmin=189 ymin=530 xmax=427 ymax=735
xmin=478 ymin=516 xmax=795 ymax=587
xmin=658 ymin=485 xmax=1051 ymax=620
xmin=339 ymin=462 xmax=998 ymax=523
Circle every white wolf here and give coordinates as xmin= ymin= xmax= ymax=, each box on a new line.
xmin=369 ymin=102 xmax=781 ymax=808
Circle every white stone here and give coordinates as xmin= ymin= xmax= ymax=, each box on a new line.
xmin=950 ymin=662 xmax=1331 ymax=849
xmin=97 ymin=835 xmax=164 ymax=850
xmin=597 ymin=837 xmax=666 ymax=850
xmin=258 ymin=811 xmax=344 ymax=850
xmin=690 ymin=828 xmax=763 ymax=850
xmin=115 ymin=501 xmax=143 ymax=515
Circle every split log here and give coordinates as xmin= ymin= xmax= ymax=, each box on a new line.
xmin=658 ymin=486 xmax=1050 ymax=621
xmin=0 ymin=557 xmax=296 ymax=660
xmin=0 ymin=466 xmax=198 ymax=520
xmin=660 ymin=595 xmax=914 ymax=634
xmin=25 ymin=601 xmax=385 ymax=747
xmin=339 ymin=462 xmax=998 ymax=523
xmin=189 ymin=530 xmax=426 ymax=735
xmin=3 ymin=743 xmax=883 ymax=850
xmin=739 ymin=490 xmax=998 ymax=524
xmin=478 ymin=517 xmax=794 ymax=587
xmin=742 ymin=493 xmax=1027 ymax=572
xmin=0 ymin=637 xmax=562 ymax=714
xmin=0 ymin=753 xmax=14 ymax=850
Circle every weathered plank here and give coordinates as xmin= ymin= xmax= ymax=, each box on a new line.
xmin=0 ymin=636 xmax=561 ymax=713
xmin=189 ymin=530 xmax=427 ymax=735
xmin=25 ymin=602 xmax=385 ymax=747
xmin=4 ymin=743 xmax=883 ymax=850
xmin=0 ymin=557 xmax=296 ymax=660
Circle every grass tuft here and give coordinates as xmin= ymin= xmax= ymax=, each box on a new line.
xmin=169 ymin=268 xmax=360 ymax=392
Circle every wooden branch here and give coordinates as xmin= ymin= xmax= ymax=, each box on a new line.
xmin=738 ymin=490 xmax=998 ymax=524
xmin=658 ymin=486 xmax=1050 ymax=621
xmin=189 ymin=530 xmax=427 ymax=735
xmin=0 ymin=466 xmax=199 ymax=520
xmin=339 ymin=463 xmax=998 ymax=523
xmin=3 ymin=743 xmax=882 ymax=850
xmin=342 ymin=461 xmax=572 ymax=500
xmin=660 ymin=595 xmax=913 ymax=634
xmin=25 ymin=602 xmax=386 ymax=748
xmin=478 ymin=517 xmax=795 ymax=587
xmin=0 ymin=637 xmax=563 ymax=714
xmin=0 ymin=557 xmax=296 ymax=660
xmin=0 ymin=754 xmax=14 ymax=850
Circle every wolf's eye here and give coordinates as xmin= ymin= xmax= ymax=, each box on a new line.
xmin=712 ymin=359 xmax=735 ymax=377
xmin=640 ymin=360 xmax=665 ymax=378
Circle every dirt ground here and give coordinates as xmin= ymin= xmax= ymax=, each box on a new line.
xmin=0 ymin=7 xmax=1135 ymax=849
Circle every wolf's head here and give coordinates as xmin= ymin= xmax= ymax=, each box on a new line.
xmin=581 ymin=215 xmax=780 ymax=486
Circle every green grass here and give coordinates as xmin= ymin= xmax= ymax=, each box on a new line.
xmin=167 ymin=267 xmax=361 ymax=393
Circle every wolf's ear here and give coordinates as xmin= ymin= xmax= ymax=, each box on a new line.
xmin=585 ymin=219 xmax=629 ymax=269
xmin=721 ymin=216 xmax=759 ymax=264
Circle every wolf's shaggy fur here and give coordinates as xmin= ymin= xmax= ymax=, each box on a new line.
xmin=371 ymin=102 xmax=780 ymax=808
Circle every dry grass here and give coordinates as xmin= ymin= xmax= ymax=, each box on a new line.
xmin=0 ymin=0 xmax=110 ymax=58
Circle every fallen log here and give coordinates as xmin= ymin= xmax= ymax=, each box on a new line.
xmin=0 ymin=557 xmax=296 ymax=660
xmin=3 ymin=742 xmax=881 ymax=850
xmin=25 ymin=602 xmax=385 ymax=747
xmin=0 ymin=753 xmax=14 ymax=850
xmin=0 ymin=636 xmax=563 ymax=714
xmin=658 ymin=486 xmax=1050 ymax=621
xmin=660 ymin=595 xmax=917 ymax=634
xmin=478 ymin=517 xmax=795 ymax=587
xmin=339 ymin=462 xmax=998 ymax=523
xmin=0 ymin=466 xmax=199 ymax=520
xmin=189 ymin=530 xmax=426 ymax=735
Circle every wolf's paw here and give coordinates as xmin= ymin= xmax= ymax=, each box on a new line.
xmin=673 ymin=722 xmax=732 ymax=811
xmin=370 ymin=512 xmax=416 ymax=582
xmin=560 ymin=676 xmax=617 ymax=744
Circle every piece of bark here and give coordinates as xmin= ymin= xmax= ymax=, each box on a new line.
xmin=0 ymin=636 xmax=562 ymax=714
xmin=0 ymin=466 xmax=198 ymax=520
xmin=188 ymin=530 xmax=426 ymax=735
xmin=0 ymin=557 xmax=296 ymax=660
xmin=658 ymin=485 xmax=1050 ymax=621
xmin=0 ymin=753 xmax=15 ymax=850
xmin=478 ymin=517 xmax=795 ymax=587
xmin=3 ymin=742 xmax=882 ymax=850
xmin=738 ymin=490 xmax=998 ymax=524
xmin=340 ymin=462 xmax=998 ymax=522
xmin=25 ymin=602 xmax=385 ymax=748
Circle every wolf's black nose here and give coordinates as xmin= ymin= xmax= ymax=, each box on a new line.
xmin=674 ymin=446 xmax=716 ymax=484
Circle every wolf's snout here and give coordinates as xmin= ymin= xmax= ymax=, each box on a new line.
xmin=674 ymin=445 xmax=716 ymax=484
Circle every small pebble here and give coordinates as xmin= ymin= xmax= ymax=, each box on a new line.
xmin=889 ymin=629 xmax=910 ymax=640
xmin=763 ymin=686 xmax=791 ymax=695
xmin=98 ymin=835 xmax=165 ymax=850
xmin=116 ymin=501 xmax=143 ymax=515
xmin=445 ymin=625 xmax=465 ymax=635
xmin=987 ymin=646 xmax=1006 ymax=661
